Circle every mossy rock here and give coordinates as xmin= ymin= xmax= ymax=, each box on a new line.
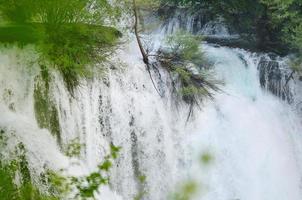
xmin=34 ymin=75 xmax=61 ymax=145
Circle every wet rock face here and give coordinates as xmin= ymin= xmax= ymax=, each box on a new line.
xmin=158 ymin=7 xmax=211 ymax=33
xmin=258 ymin=56 xmax=293 ymax=103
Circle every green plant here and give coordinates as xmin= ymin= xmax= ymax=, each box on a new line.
xmin=200 ymin=152 xmax=214 ymax=165
xmin=0 ymin=0 xmax=121 ymax=94
xmin=133 ymin=175 xmax=147 ymax=200
xmin=157 ymin=31 xmax=220 ymax=119
xmin=70 ymin=144 xmax=121 ymax=199
xmin=34 ymin=78 xmax=61 ymax=144
xmin=171 ymin=181 xmax=198 ymax=200
xmin=259 ymin=0 xmax=302 ymax=70
xmin=165 ymin=30 xmax=205 ymax=66
xmin=0 ymin=135 xmax=58 ymax=200
xmin=65 ymin=138 xmax=83 ymax=157
xmin=0 ymin=162 xmax=59 ymax=200
xmin=43 ymin=144 xmax=121 ymax=199
xmin=44 ymin=170 xmax=71 ymax=198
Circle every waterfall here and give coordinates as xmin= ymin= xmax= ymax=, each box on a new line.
xmin=0 ymin=42 xmax=192 ymax=199
xmin=1 ymin=11 xmax=302 ymax=200
xmin=188 ymin=45 xmax=302 ymax=200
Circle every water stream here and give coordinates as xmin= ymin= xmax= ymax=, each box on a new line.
xmin=189 ymin=45 xmax=302 ymax=200
xmin=0 ymin=14 xmax=302 ymax=200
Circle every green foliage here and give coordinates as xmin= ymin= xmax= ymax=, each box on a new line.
xmin=16 ymin=143 xmax=32 ymax=183
xmin=261 ymin=0 xmax=302 ymax=49
xmin=34 ymin=78 xmax=61 ymax=144
xmin=65 ymin=138 xmax=83 ymax=158
xmin=0 ymin=0 xmax=120 ymax=24
xmin=71 ymin=144 xmax=121 ymax=199
xmin=200 ymin=152 xmax=213 ymax=165
xmin=166 ymin=30 xmax=204 ymax=65
xmin=0 ymin=134 xmax=58 ymax=200
xmin=289 ymin=56 xmax=302 ymax=74
xmin=292 ymin=24 xmax=302 ymax=52
xmin=0 ymin=130 xmax=31 ymax=184
xmin=35 ymin=144 xmax=121 ymax=199
xmin=162 ymin=0 xmax=302 ymax=69
xmin=44 ymin=170 xmax=70 ymax=198
xmin=130 ymin=0 xmax=161 ymax=9
xmin=1 ymin=124 xmax=120 ymax=200
xmin=0 ymin=24 xmax=43 ymax=45
xmin=158 ymin=31 xmax=220 ymax=117
xmin=0 ymin=0 xmax=32 ymax=23
xmin=0 ymin=128 xmax=7 ymax=148
xmin=110 ymin=143 xmax=122 ymax=159
xmin=133 ymin=174 xmax=147 ymax=200
xmin=0 ymin=162 xmax=58 ymax=200
xmin=0 ymin=0 xmax=121 ymax=94
xmin=171 ymin=181 xmax=198 ymax=200
xmin=259 ymin=0 xmax=302 ymax=68
xmin=159 ymin=0 xmax=302 ymax=71
xmin=162 ymin=0 xmax=267 ymax=31
xmin=38 ymin=23 xmax=121 ymax=93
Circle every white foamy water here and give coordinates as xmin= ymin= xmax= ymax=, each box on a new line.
xmin=189 ymin=45 xmax=302 ymax=200
xmin=1 ymin=32 xmax=302 ymax=200
xmin=0 ymin=41 xmax=191 ymax=199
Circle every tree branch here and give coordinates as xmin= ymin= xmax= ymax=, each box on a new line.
xmin=133 ymin=0 xmax=149 ymax=64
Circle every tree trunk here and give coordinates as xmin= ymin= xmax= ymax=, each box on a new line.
xmin=133 ymin=0 xmax=149 ymax=64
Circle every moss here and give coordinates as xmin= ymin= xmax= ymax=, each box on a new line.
xmin=200 ymin=152 xmax=213 ymax=165
xmin=65 ymin=138 xmax=83 ymax=158
xmin=34 ymin=78 xmax=61 ymax=145
xmin=172 ymin=181 xmax=198 ymax=200
xmin=134 ymin=175 xmax=148 ymax=200
xmin=0 ymin=129 xmax=5 ymax=140
xmin=0 ymin=163 xmax=17 ymax=200
xmin=17 ymin=142 xmax=31 ymax=183
xmin=34 ymin=83 xmax=49 ymax=127
xmin=2 ymin=88 xmax=16 ymax=111
xmin=0 ymin=128 xmax=8 ymax=155
xmin=43 ymin=170 xmax=70 ymax=198
xmin=40 ymin=65 xmax=50 ymax=92
xmin=49 ymin=106 xmax=61 ymax=144
xmin=0 ymin=139 xmax=57 ymax=200
xmin=0 ymin=162 xmax=58 ymax=200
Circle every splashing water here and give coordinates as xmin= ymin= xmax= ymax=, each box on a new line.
xmin=1 ymin=28 xmax=302 ymax=200
xmin=189 ymin=45 xmax=302 ymax=200
xmin=0 ymin=42 xmax=191 ymax=199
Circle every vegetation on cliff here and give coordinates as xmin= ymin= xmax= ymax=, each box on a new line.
xmin=157 ymin=31 xmax=220 ymax=118
xmin=131 ymin=0 xmax=220 ymax=119
xmin=0 ymin=0 xmax=121 ymax=93
xmin=160 ymin=0 xmax=302 ymax=56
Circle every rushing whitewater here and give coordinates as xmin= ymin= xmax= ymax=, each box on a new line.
xmin=188 ymin=45 xmax=302 ymax=200
xmin=1 ymin=17 xmax=302 ymax=200
xmin=0 ymin=42 xmax=192 ymax=199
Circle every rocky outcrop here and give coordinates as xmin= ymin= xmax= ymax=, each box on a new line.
xmin=258 ymin=56 xmax=293 ymax=103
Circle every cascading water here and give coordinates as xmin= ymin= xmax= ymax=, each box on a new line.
xmin=187 ymin=45 xmax=302 ymax=200
xmin=1 ymin=10 xmax=302 ymax=200
xmin=0 ymin=42 xmax=192 ymax=200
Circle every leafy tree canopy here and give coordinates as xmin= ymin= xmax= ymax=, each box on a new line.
xmin=159 ymin=0 xmax=302 ymax=55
